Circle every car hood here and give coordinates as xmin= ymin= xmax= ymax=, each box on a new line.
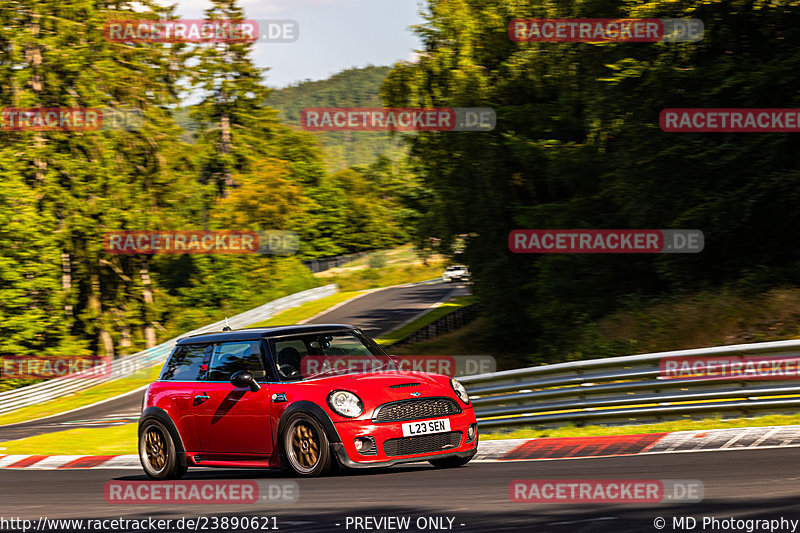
xmin=330 ymin=371 xmax=457 ymax=405
xmin=345 ymin=372 xmax=457 ymax=412
xmin=344 ymin=371 xmax=445 ymax=394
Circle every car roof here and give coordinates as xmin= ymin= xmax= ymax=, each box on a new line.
xmin=175 ymin=324 xmax=355 ymax=345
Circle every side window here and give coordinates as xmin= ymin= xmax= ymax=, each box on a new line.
xmin=207 ymin=341 xmax=267 ymax=382
xmin=160 ymin=344 xmax=207 ymax=381
xmin=272 ymin=339 xmax=309 ymax=381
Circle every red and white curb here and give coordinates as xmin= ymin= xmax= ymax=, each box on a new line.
xmin=2 ymin=425 xmax=800 ymax=470
xmin=0 ymin=454 xmax=140 ymax=469
xmin=474 ymin=424 xmax=800 ymax=462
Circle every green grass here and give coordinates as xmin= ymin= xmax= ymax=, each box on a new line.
xmin=322 ymin=263 xmax=444 ymax=292
xmin=0 ymin=366 xmax=160 ymax=428
xmin=338 ymin=245 xmax=437 ymax=269
xmin=0 ymin=423 xmax=138 ymax=455
xmin=247 ymin=290 xmax=363 ymax=328
xmin=314 ymin=244 xmax=445 ymax=292
xmin=480 ymin=413 xmax=800 ymax=440
xmin=567 ymin=286 xmax=800 ymax=360
xmin=378 ymin=296 xmax=475 ymax=346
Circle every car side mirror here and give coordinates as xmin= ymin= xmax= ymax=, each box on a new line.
xmin=231 ymin=370 xmax=261 ymax=392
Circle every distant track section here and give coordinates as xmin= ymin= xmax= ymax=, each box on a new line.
xmin=307 ymin=280 xmax=468 ymax=337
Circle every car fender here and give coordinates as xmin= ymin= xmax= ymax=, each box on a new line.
xmin=139 ymin=406 xmax=189 ymax=468
xmin=277 ymin=400 xmax=342 ymax=445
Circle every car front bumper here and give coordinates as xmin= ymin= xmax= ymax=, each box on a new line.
xmin=331 ymin=410 xmax=478 ymax=468
xmin=331 ymin=442 xmax=477 ymax=469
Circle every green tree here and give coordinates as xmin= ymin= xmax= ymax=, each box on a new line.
xmin=0 ymin=0 xmax=192 ymax=357
xmin=383 ymin=0 xmax=800 ymax=360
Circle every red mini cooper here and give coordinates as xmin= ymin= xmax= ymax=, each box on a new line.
xmin=139 ymin=324 xmax=478 ymax=478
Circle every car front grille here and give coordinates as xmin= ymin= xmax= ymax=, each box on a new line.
xmin=372 ymin=397 xmax=461 ymax=423
xmin=383 ymin=431 xmax=463 ymax=457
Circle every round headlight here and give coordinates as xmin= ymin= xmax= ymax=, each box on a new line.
xmin=327 ymin=390 xmax=364 ymax=418
xmin=450 ymin=378 xmax=469 ymax=404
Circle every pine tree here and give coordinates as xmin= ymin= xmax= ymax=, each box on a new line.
xmin=0 ymin=0 xmax=192 ymax=357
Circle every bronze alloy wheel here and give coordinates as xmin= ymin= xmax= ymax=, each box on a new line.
xmin=282 ymin=414 xmax=332 ymax=476
xmin=287 ymin=419 xmax=321 ymax=473
xmin=144 ymin=425 xmax=168 ymax=472
xmin=138 ymin=419 xmax=186 ymax=480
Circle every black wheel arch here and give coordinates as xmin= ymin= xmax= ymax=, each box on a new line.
xmin=139 ymin=406 xmax=189 ymax=469
xmin=277 ymin=401 xmax=342 ymax=444
xmin=276 ymin=401 xmax=342 ymax=467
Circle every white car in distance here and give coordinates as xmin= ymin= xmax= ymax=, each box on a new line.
xmin=442 ymin=265 xmax=470 ymax=283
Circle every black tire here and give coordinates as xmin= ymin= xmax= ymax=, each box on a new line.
xmin=281 ymin=413 xmax=332 ymax=477
xmin=139 ymin=419 xmax=186 ymax=480
xmin=428 ymin=455 xmax=472 ymax=469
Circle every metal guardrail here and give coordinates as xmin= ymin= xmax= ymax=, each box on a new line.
xmin=391 ymin=304 xmax=479 ymax=347
xmin=303 ymin=252 xmax=371 ymax=274
xmin=460 ymin=339 xmax=800 ymax=429
xmin=0 ymin=284 xmax=338 ymax=416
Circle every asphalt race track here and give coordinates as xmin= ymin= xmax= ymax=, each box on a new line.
xmin=306 ymin=280 xmax=469 ymax=337
xmin=0 ymin=388 xmax=145 ymax=441
xmin=1 ymin=448 xmax=800 ymax=532
xmin=0 ymin=281 xmax=467 ymax=441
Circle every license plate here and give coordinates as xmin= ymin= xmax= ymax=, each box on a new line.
xmin=402 ymin=418 xmax=451 ymax=437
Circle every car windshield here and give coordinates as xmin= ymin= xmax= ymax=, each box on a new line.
xmin=269 ymin=330 xmax=396 ymax=381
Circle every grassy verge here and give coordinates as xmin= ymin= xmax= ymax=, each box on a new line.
xmin=247 ymin=290 xmax=363 ymax=328
xmin=328 ymin=245 xmax=441 ymax=271
xmin=323 ymin=263 xmax=443 ymax=292
xmin=480 ymin=413 xmax=800 ymax=440
xmin=378 ymin=296 xmax=475 ymax=346
xmin=0 ymin=423 xmax=138 ymax=455
xmin=0 ymin=366 xmax=160 ymax=428
xmin=568 ymin=286 xmax=800 ymax=360
xmin=315 ymin=245 xmax=446 ymax=292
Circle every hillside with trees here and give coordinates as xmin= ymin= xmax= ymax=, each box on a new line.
xmin=267 ymin=66 xmax=408 ymax=171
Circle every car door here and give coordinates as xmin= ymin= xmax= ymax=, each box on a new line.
xmin=157 ymin=343 xmax=211 ymax=452
xmin=192 ymin=340 xmax=271 ymax=455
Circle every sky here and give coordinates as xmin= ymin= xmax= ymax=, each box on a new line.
xmin=172 ymin=0 xmax=426 ymax=88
